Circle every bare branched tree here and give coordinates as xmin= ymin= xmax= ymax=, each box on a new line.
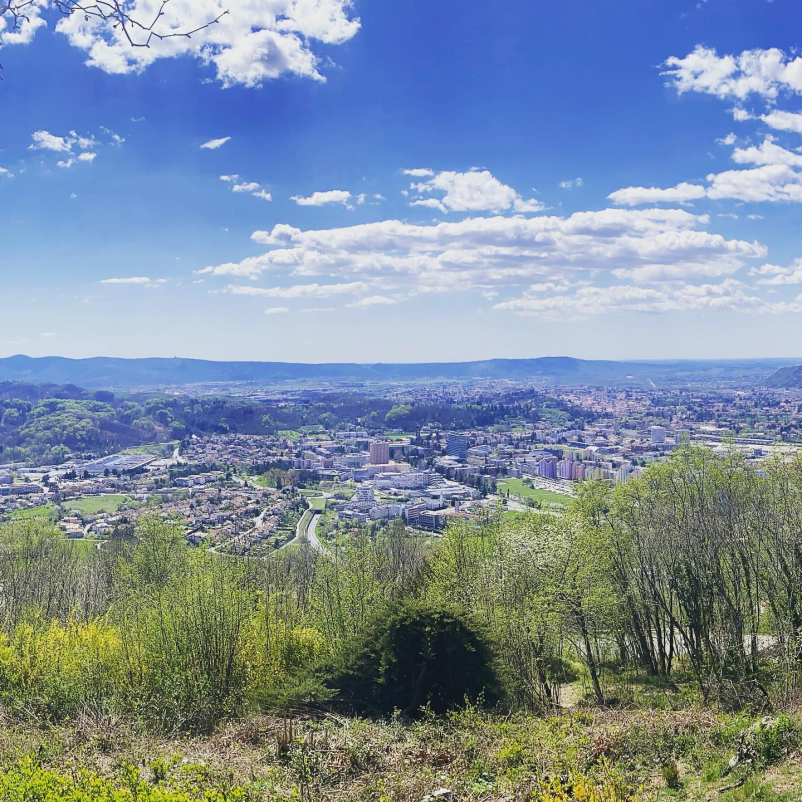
xmin=0 ymin=0 xmax=229 ymax=78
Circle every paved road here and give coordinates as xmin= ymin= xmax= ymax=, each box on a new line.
xmin=278 ymin=510 xmax=324 ymax=553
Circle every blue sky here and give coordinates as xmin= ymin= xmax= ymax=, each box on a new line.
xmin=3 ymin=0 xmax=802 ymax=363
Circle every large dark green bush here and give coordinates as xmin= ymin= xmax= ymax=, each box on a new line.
xmin=324 ymin=600 xmax=499 ymax=716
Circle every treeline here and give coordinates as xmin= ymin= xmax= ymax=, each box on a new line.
xmin=0 ymin=383 xmax=591 ymax=464
xmin=4 ymin=445 xmax=800 ymax=732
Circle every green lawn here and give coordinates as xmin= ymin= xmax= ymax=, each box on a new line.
xmin=308 ymin=496 xmax=326 ymax=512
xmin=10 ymin=502 xmax=57 ymax=521
xmin=64 ymin=494 xmax=134 ymax=516
xmin=498 ymin=478 xmax=572 ymax=506
xmin=278 ymin=430 xmax=301 ymax=440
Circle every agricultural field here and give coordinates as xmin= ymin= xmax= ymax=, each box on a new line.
xmin=9 ymin=502 xmax=57 ymax=521
xmin=63 ymin=494 xmax=136 ymax=516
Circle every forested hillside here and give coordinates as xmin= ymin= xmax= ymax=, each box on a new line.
xmin=3 ymin=446 xmax=802 ymax=800
xmin=0 ymin=382 xmax=589 ymax=463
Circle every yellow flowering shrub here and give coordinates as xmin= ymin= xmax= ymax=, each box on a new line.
xmin=0 ymin=758 xmax=247 ymax=802
xmin=535 ymin=765 xmax=641 ymax=802
xmin=0 ymin=617 xmax=124 ymax=718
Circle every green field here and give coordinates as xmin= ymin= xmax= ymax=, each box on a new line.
xmin=64 ymin=494 xmax=133 ymax=516
xmin=10 ymin=502 xmax=57 ymax=521
xmin=278 ymin=429 xmax=301 ymax=440
xmin=308 ymin=496 xmax=326 ymax=511
xmin=498 ymin=478 xmax=572 ymax=506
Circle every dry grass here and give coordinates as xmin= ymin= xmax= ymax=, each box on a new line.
xmin=1 ymin=707 xmax=801 ymax=801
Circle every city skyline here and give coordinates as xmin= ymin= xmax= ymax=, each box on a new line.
xmin=4 ymin=0 xmax=802 ymax=362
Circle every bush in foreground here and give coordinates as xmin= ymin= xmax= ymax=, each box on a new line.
xmin=0 ymin=758 xmax=247 ymax=802
xmin=324 ymin=600 xmax=499 ymax=716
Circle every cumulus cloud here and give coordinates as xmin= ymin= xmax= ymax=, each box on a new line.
xmin=19 ymin=5 xmax=356 ymax=88
xmin=760 ymin=110 xmax=802 ymax=134
xmin=7 ymin=1 xmax=360 ymax=87
xmin=609 ymin=182 xmax=707 ymax=206
xmin=196 ymin=208 xmax=765 ymax=300
xmin=0 ymin=0 xmax=47 ymax=46
xmin=291 ymin=190 xmax=353 ymax=207
xmin=30 ymin=129 xmax=104 ymax=167
xmin=201 ymin=136 xmax=232 ymax=150
xmin=663 ymin=45 xmax=802 ymax=100
xmin=611 ymin=139 xmax=802 ymax=206
xmin=406 ymin=168 xmax=544 ymax=214
xmin=220 ymin=174 xmax=272 ymax=202
xmin=750 ymin=259 xmax=802 ymax=285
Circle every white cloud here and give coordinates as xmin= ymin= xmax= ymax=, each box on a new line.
xmin=221 ymin=175 xmax=272 ymax=201
xmin=706 ymin=164 xmax=802 ymax=202
xmin=291 ymin=190 xmax=353 ymax=207
xmin=493 ymin=279 xmax=802 ymax=319
xmin=47 ymin=0 xmax=360 ymax=87
xmin=611 ymin=139 xmax=802 ymax=206
xmin=226 ymin=281 xmax=368 ymax=298
xmin=760 ymin=110 xmax=802 ymax=134
xmin=201 ymin=136 xmax=231 ymax=150
xmin=30 ymin=130 xmax=73 ymax=152
xmin=100 ymin=276 xmax=154 ymax=285
xmin=402 ymin=168 xmax=435 ymax=178
xmin=750 ymin=259 xmax=802 ymax=285
xmin=0 ymin=0 xmax=47 ymax=46
xmin=731 ymin=137 xmax=802 ymax=168
xmin=346 ymin=295 xmax=397 ymax=308
xmin=717 ymin=133 xmax=737 ymax=146
xmin=30 ymin=129 xmax=102 ymax=167
xmin=264 ymin=306 xmax=290 ymax=315
xmin=560 ymin=177 xmax=584 ymax=189
xmin=663 ymin=45 xmax=802 ymax=100
xmin=0 ymin=167 xmax=11 ymax=178
xmin=408 ymin=168 xmax=544 ymax=214
xmin=101 ymin=127 xmax=125 ymax=145
xmin=40 ymin=332 xmax=58 ymax=338
xmin=609 ymin=182 xmax=707 ymax=206
xmin=198 ymin=208 xmax=764 ymax=295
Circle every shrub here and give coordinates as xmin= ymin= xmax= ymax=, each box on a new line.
xmin=0 ymin=617 xmax=123 ymax=720
xmin=323 ymin=600 xmax=499 ymax=716
xmin=0 ymin=757 xmax=247 ymax=802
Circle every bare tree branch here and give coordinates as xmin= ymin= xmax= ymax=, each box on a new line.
xmin=0 ymin=0 xmax=229 ymax=78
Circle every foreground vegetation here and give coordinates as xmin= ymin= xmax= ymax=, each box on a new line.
xmin=4 ymin=445 xmax=802 ymax=798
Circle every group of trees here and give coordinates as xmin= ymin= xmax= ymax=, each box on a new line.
xmin=0 ymin=381 xmax=592 ymax=464
xmin=3 ymin=445 xmax=802 ymax=732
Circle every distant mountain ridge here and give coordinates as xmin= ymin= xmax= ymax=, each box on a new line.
xmin=0 ymin=355 xmax=798 ymax=390
xmin=766 ymin=364 xmax=802 ymax=388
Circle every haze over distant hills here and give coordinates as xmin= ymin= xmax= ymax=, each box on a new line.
xmin=0 ymin=355 xmax=799 ymax=390
xmin=765 ymin=364 xmax=802 ymax=389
